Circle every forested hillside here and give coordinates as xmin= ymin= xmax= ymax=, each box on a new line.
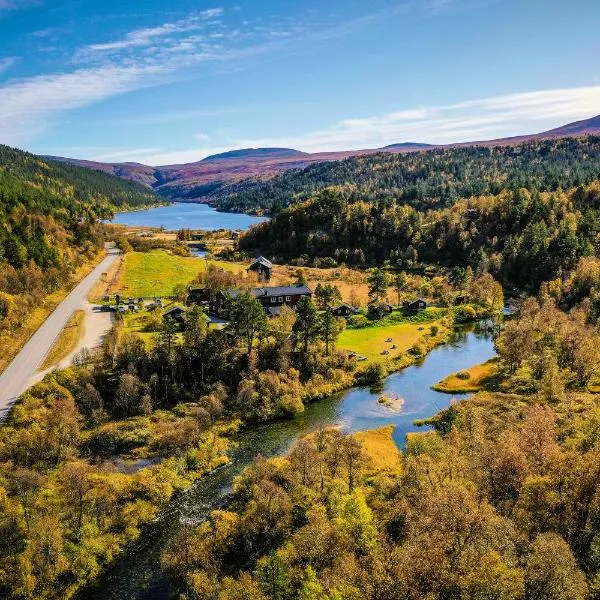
xmin=216 ymin=137 xmax=600 ymax=213
xmin=0 ymin=145 xmax=159 ymax=344
xmin=240 ymin=182 xmax=600 ymax=289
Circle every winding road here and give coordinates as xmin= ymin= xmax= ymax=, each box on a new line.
xmin=0 ymin=247 xmax=120 ymax=422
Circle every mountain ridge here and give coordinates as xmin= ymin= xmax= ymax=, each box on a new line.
xmin=42 ymin=113 xmax=600 ymax=202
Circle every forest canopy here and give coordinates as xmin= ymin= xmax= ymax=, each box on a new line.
xmin=211 ymin=136 xmax=600 ymax=213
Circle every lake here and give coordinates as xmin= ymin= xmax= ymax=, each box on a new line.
xmin=78 ymin=323 xmax=496 ymax=600
xmin=110 ymin=202 xmax=268 ymax=231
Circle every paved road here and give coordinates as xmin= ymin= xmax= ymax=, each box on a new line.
xmin=0 ymin=248 xmax=120 ymax=421
xmin=32 ymin=300 xmax=114 ymax=387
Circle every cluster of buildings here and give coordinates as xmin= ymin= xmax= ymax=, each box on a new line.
xmin=165 ymin=257 xmax=429 ymax=327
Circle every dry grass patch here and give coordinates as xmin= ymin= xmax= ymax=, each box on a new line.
xmin=0 ymin=253 xmax=104 ymax=375
xmin=41 ymin=310 xmax=85 ymax=370
xmin=432 ymin=358 xmax=499 ymax=393
xmin=353 ymin=425 xmax=402 ymax=474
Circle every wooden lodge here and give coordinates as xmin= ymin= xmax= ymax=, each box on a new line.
xmin=368 ymin=302 xmax=394 ymax=318
xmin=402 ymin=298 xmax=427 ymax=314
xmin=163 ymin=306 xmax=187 ymax=327
xmin=248 ymin=256 xmax=273 ymax=282
xmin=211 ymin=283 xmax=312 ymax=317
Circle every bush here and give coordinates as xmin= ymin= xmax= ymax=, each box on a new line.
xmin=455 ymin=305 xmax=477 ymax=323
xmin=430 ymin=325 xmax=439 ymax=336
xmin=348 ymin=314 xmax=369 ymax=328
xmin=409 ymin=344 xmax=424 ymax=356
xmin=456 ymin=371 xmax=471 ymax=380
xmin=355 ymin=362 xmax=387 ymax=387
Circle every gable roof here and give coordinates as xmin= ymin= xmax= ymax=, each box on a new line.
xmin=248 ymin=256 xmax=273 ymax=269
xmin=164 ymin=305 xmax=186 ymax=316
xmin=331 ymin=303 xmax=357 ymax=312
xmin=223 ymin=283 xmax=311 ymax=300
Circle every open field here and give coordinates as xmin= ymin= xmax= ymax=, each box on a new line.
xmin=432 ymin=357 xmax=499 ymax=393
xmin=337 ymin=319 xmax=441 ymax=362
xmin=41 ymin=310 xmax=85 ymax=369
xmin=117 ymin=250 xmax=245 ymax=298
xmin=353 ymin=425 xmax=402 ymax=474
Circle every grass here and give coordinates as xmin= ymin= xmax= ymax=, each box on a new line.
xmin=41 ymin=310 xmax=85 ymax=370
xmin=337 ymin=319 xmax=441 ymax=362
xmin=432 ymin=358 xmax=499 ymax=393
xmin=119 ymin=250 xmax=245 ymax=298
xmin=353 ymin=425 xmax=402 ymax=475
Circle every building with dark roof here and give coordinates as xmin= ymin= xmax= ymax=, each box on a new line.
xmin=211 ymin=283 xmax=311 ymax=316
xmin=330 ymin=303 xmax=359 ymax=318
xmin=402 ymin=298 xmax=427 ymax=314
xmin=248 ymin=256 xmax=273 ymax=282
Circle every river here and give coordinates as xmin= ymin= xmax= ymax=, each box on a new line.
xmin=110 ymin=202 xmax=268 ymax=231
xmin=78 ymin=323 xmax=495 ymax=599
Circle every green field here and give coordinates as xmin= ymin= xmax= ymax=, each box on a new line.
xmin=338 ymin=320 xmax=440 ymax=362
xmin=120 ymin=250 xmax=244 ymax=297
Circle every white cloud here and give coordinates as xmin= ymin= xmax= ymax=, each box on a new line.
xmin=127 ymin=85 xmax=600 ymax=165
xmin=195 ymin=133 xmax=210 ymax=142
xmin=0 ymin=7 xmax=290 ymax=145
xmin=81 ymin=9 xmax=223 ymax=55
xmin=0 ymin=0 xmax=39 ymax=13
xmin=0 ymin=56 xmax=18 ymax=74
xmin=0 ymin=64 xmax=165 ymax=143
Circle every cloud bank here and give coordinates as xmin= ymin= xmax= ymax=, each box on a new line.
xmin=135 ymin=85 xmax=600 ymax=165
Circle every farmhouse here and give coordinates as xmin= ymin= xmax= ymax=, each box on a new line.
xmin=247 ymin=256 xmax=273 ymax=282
xmin=211 ymin=283 xmax=311 ymax=316
xmin=403 ymin=298 xmax=427 ymax=314
xmin=330 ymin=303 xmax=359 ymax=318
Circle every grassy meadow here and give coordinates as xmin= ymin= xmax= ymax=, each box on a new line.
xmin=119 ymin=250 xmax=244 ymax=298
xmin=432 ymin=357 xmax=499 ymax=393
xmin=337 ymin=319 xmax=441 ymax=362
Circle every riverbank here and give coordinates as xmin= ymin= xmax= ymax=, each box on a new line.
xmin=73 ymin=322 xmax=495 ymax=599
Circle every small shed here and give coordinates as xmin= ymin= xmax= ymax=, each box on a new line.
xmin=403 ymin=298 xmax=427 ymax=314
xmin=163 ymin=306 xmax=187 ymax=327
xmin=248 ymin=256 xmax=273 ymax=282
xmin=331 ymin=303 xmax=358 ymax=318
xmin=369 ymin=302 xmax=394 ymax=318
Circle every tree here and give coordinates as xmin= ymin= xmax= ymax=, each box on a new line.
xmin=299 ymin=566 xmax=325 ymax=600
xmin=293 ymin=296 xmax=321 ymax=353
xmin=319 ymin=310 xmax=342 ymax=356
xmin=183 ymin=305 xmax=208 ymax=350
xmin=314 ymin=283 xmax=341 ymax=310
xmin=114 ymin=371 xmax=142 ymax=417
xmin=7 ymin=468 xmax=44 ymax=530
xmin=227 ymin=292 xmax=268 ymax=354
xmin=394 ymin=271 xmax=408 ymax=306
xmin=367 ymin=268 xmax=389 ymax=304
xmin=525 ymin=533 xmax=587 ymax=600
xmin=256 ymin=553 xmax=293 ymax=600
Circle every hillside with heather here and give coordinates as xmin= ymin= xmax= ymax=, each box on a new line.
xmin=46 ymin=114 xmax=600 ymax=207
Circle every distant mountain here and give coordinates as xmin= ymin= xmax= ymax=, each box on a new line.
xmin=43 ymin=113 xmax=600 ymax=204
xmin=202 ymin=147 xmax=308 ymax=161
xmin=538 ymin=114 xmax=600 ymax=137
xmin=382 ymin=142 xmax=434 ymax=150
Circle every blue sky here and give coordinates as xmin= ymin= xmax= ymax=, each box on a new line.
xmin=1 ymin=0 xmax=599 ymax=165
